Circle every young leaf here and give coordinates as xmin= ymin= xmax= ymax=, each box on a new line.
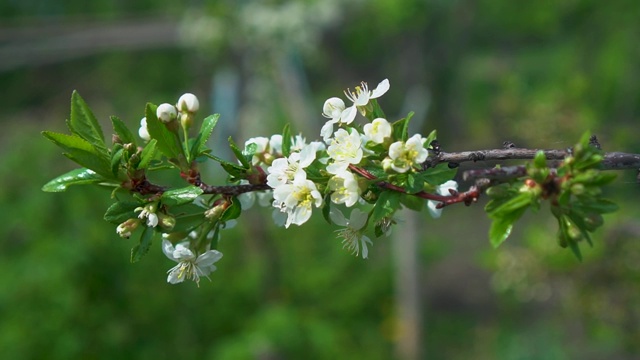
xmin=489 ymin=206 xmax=527 ymax=248
xmin=282 ymin=123 xmax=292 ymax=157
xmin=110 ymin=146 xmax=124 ymax=176
xmin=68 ymin=91 xmax=107 ymax=155
xmin=104 ymin=201 xmax=141 ymax=224
xmin=42 ymin=168 xmax=107 ymax=192
xmin=111 ymin=116 xmax=136 ymax=145
xmin=138 ymin=139 xmax=158 ymax=169
xmin=161 ymin=186 xmax=204 ymax=206
xmin=190 ymin=114 xmax=220 ymax=161
xmin=170 ymin=204 xmax=207 ymax=233
xmin=391 ymin=112 xmax=414 ymax=142
xmin=131 ymin=226 xmax=154 ymax=263
xmin=145 ymin=103 xmax=182 ymax=160
xmin=42 ymin=131 xmax=113 ymax=178
xmin=228 ymin=137 xmax=252 ymax=169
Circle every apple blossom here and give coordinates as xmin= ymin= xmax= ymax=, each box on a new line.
xmin=162 ymin=239 xmax=223 ymax=286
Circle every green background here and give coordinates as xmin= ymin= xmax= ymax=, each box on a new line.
xmin=1 ymin=0 xmax=639 ymax=358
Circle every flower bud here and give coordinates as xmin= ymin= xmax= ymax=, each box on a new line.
xmin=158 ymin=213 xmax=176 ymax=231
xmin=157 ymin=103 xmax=177 ymax=123
xmin=138 ymin=117 xmax=151 ymax=141
xmin=177 ymin=93 xmax=199 ymax=113
xmin=322 ymin=97 xmax=345 ymax=119
xmin=116 ymin=218 xmax=141 ymax=238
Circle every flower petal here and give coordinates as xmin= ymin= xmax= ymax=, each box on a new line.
xmin=371 ymin=79 xmax=390 ymax=98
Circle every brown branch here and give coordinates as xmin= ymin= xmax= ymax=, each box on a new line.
xmin=425 ymin=148 xmax=640 ymax=171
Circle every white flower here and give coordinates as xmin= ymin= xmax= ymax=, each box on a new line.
xmin=156 ymin=103 xmax=177 ymax=123
xmin=326 ymin=128 xmax=363 ymax=174
xmin=328 ymin=170 xmax=360 ymax=207
xmin=269 ymin=134 xmax=283 ymax=154
xmin=387 ymin=134 xmax=429 ymax=173
xmin=427 ymin=180 xmax=459 ymax=219
xmin=320 ymin=97 xmax=346 ymax=141
xmin=272 ymin=171 xmax=323 ymax=228
xmin=138 ymin=117 xmax=150 ymax=141
xmin=135 ymin=203 xmax=159 ymax=227
xmin=266 ymin=144 xmax=318 ymax=188
xmin=341 ymin=79 xmax=390 ymax=125
xmin=362 ymin=118 xmax=392 ymax=145
xmin=331 ymin=208 xmax=372 ymax=259
xmin=177 ymin=93 xmax=199 ymax=113
xmin=162 ymin=239 xmax=223 ymax=286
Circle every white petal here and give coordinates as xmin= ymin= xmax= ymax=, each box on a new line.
xmin=348 ymin=209 xmax=368 ymax=230
xmin=427 ymin=200 xmax=443 ymax=219
xmin=330 ymin=208 xmax=348 ymax=226
xmin=162 ymin=239 xmax=178 ymax=261
xmin=340 ymin=106 xmax=358 ymax=124
xmin=370 ymin=79 xmax=390 ymax=98
xmin=196 ymin=250 xmax=223 ymax=267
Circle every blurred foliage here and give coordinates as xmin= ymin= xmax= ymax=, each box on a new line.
xmin=1 ymin=0 xmax=640 ymax=359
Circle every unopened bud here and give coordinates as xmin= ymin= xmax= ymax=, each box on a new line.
xmin=177 ymin=93 xmax=199 ymax=113
xmin=157 ymin=103 xmax=178 ymax=123
xmin=116 ymin=218 xmax=141 ymax=238
xmin=158 ymin=213 xmax=176 ymax=231
xmin=138 ymin=117 xmax=151 ymax=141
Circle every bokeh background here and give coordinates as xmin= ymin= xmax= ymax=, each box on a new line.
xmin=2 ymin=1 xmax=640 ymax=359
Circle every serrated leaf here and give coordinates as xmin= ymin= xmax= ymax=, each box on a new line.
xmin=161 ymin=186 xmax=203 ymax=206
xmin=111 ymin=116 xmax=136 ymax=145
xmin=170 ymin=204 xmax=207 ymax=233
xmin=190 ymin=114 xmax=219 ymax=162
xmin=42 ymin=131 xmax=113 ymax=178
xmin=131 ymin=226 xmax=154 ymax=263
xmin=229 ymin=137 xmax=251 ymax=169
xmin=145 ymin=103 xmax=182 ymax=159
xmin=69 ymin=91 xmax=107 ymax=155
xmin=405 ymin=173 xmax=424 ymax=194
xmin=138 ymin=139 xmax=157 ymax=169
xmin=104 ymin=201 xmax=141 ymax=224
xmin=42 ymin=168 xmax=107 ymax=192
xmin=487 ymin=193 xmax=532 ymax=218
xmin=282 ymin=123 xmax=292 ymax=156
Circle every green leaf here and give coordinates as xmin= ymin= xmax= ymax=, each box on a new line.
xmin=68 ymin=91 xmax=107 ymax=155
xmin=489 ymin=206 xmax=527 ymax=248
xmin=161 ymin=186 xmax=203 ymax=206
xmin=110 ymin=146 xmax=124 ymax=177
xmin=229 ymin=137 xmax=251 ymax=169
xmin=405 ymin=173 xmax=424 ymax=194
xmin=282 ymin=123 xmax=292 ymax=156
xmin=391 ymin=112 xmax=414 ymax=142
xmin=424 ymin=130 xmax=437 ymax=150
xmin=533 ymin=150 xmax=547 ymax=169
xmin=489 ymin=218 xmax=513 ymax=248
xmin=422 ymin=163 xmax=457 ymax=186
xmin=131 ymin=226 xmax=154 ymax=263
xmin=145 ymin=103 xmax=182 ymax=159
xmin=104 ymin=201 xmax=141 ymax=224
xmin=371 ymin=191 xmax=401 ymax=223
xmin=369 ymin=99 xmax=386 ymax=120
xmin=321 ymin=195 xmax=333 ymax=225
xmin=42 ymin=168 xmax=108 ymax=192
xmin=170 ymin=204 xmax=207 ymax=233
xmin=42 ymin=131 xmax=113 ymax=178
xmin=190 ymin=114 xmax=220 ymax=161
xmin=487 ymin=193 xmax=532 ymax=218
xmin=400 ymin=194 xmax=423 ymax=211
xmin=138 ymin=139 xmax=158 ymax=169
xmin=111 ymin=116 xmax=136 ymax=145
